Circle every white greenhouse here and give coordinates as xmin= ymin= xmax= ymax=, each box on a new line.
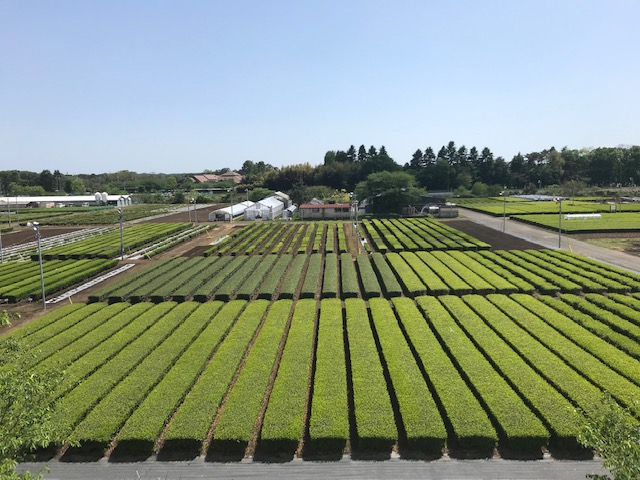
xmin=244 ymin=196 xmax=284 ymax=220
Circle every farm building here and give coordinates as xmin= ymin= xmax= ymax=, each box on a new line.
xmin=244 ymin=196 xmax=284 ymax=220
xmin=208 ymin=201 xmax=254 ymax=221
xmin=0 ymin=193 xmax=132 ymax=209
xmin=298 ymin=203 xmax=352 ymax=220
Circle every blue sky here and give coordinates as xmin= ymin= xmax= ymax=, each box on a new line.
xmin=2 ymin=0 xmax=638 ymax=174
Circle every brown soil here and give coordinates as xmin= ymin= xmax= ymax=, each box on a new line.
xmin=140 ymin=205 xmax=225 ymax=223
xmin=441 ymin=219 xmax=545 ymax=250
xmin=1 ymin=226 xmax=84 ymax=247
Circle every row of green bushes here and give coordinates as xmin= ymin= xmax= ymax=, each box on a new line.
xmin=37 ymin=223 xmax=190 ymax=260
xmin=163 ymin=300 xmax=267 ymax=452
xmin=2 ymin=258 xmax=117 ymax=302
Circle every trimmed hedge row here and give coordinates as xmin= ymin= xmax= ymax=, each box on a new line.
xmin=24 ymin=303 xmax=130 ymax=369
xmin=466 ymin=296 xmax=604 ymax=418
xmin=260 ymin=299 xmax=316 ymax=454
xmin=51 ymin=303 xmax=183 ymax=440
xmin=430 ymin=251 xmax=495 ymax=293
xmin=345 ymin=298 xmax=396 ymax=452
xmin=321 ymin=253 xmax=338 ymax=299
xmin=386 ymin=253 xmax=427 ymax=297
xmin=512 ymin=295 xmax=640 ymax=386
xmin=307 ymin=298 xmax=348 ymax=454
xmin=479 ymin=251 xmax=559 ymax=294
xmin=340 ymin=253 xmax=359 ymax=299
xmin=3 ymin=258 xmax=118 ymax=303
xmin=399 ymin=252 xmax=450 ymax=295
xmin=52 ymin=303 xmax=176 ymax=401
xmin=494 ymin=251 xmax=581 ymax=292
xmin=191 ymin=257 xmax=247 ymax=302
xmin=417 ymin=295 xmax=550 ymax=453
xmin=444 ymin=295 xmax=580 ymax=450
xmin=300 ymin=254 xmax=322 ymax=299
xmin=466 ymin=251 xmax=535 ymax=293
xmin=355 ymin=255 xmax=381 ymax=299
xmin=415 ymin=251 xmax=473 ymax=294
xmin=537 ymin=295 xmax=640 ymax=359
xmin=69 ymin=303 xmax=205 ymax=450
xmin=446 ymin=251 xmax=518 ymax=293
xmin=393 ymin=297 xmax=494 ymax=451
xmin=163 ymin=300 xmax=267 ymax=452
xmin=257 ymin=255 xmax=293 ymax=299
xmin=115 ymin=301 xmax=235 ymax=454
xmin=211 ymin=300 xmax=292 ymax=455
xmin=368 ymin=298 xmax=448 ymax=452
xmin=215 ymin=256 xmax=265 ymax=301
xmin=559 ymin=294 xmax=640 ymax=342
xmin=371 ymin=253 xmax=402 ymax=297
xmin=488 ymin=295 xmax=640 ymax=417
xmin=278 ymin=255 xmax=307 ymax=299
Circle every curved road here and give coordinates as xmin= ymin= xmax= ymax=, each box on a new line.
xmin=460 ymin=208 xmax=640 ymax=274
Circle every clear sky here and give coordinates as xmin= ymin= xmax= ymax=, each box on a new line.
xmin=2 ymin=0 xmax=639 ymax=174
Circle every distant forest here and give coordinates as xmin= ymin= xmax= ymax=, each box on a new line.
xmin=1 ymin=143 xmax=639 ymax=203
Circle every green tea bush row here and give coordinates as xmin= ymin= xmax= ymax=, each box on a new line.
xmin=212 ymin=300 xmax=292 ymax=455
xmin=321 ymin=253 xmax=338 ymax=299
xmin=69 ymin=303 xmax=205 ymax=450
xmin=340 ymin=253 xmax=359 ymax=299
xmin=51 ymin=303 xmax=184 ymax=441
xmin=512 ymin=295 xmax=640 ymax=386
xmin=355 ymin=255 xmax=382 ymax=299
xmin=444 ymin=295 xmax=579 ymax=450
xmin=260 ymin=299 xmax=316 ymax=454
xmin=536 ymin=295 xmax=640 ymax=359
xmin=369 ymin=298 xmax=446 ymax=452
xmin=345 ymin=298 xmax=396 ymax=452
xmin=386 ymin=253 xmax=427 ymax=296
xmin=371 ymin=253 xmax=402 ymax=297
xmin=52 ymin=304 xmax=176 ymax=401
xmin=559 ymin=294 xmax=640 ymax=341
xmin=394 ymin=297 xmax=494 ymax=451
xmin=307 ymin=299 xmax=348 ymax=454
xmin=116 ymin=302 xmax=240 ymax=454
xmin=163 ymin=300 xmax=267 ymax=452
xmin=418 ymin=296 xmax=549 ymax=453
xmin=278 ymin=255 xmax=307 ymax=299
xmin=488 ymin=295 xmax=640 ymax=416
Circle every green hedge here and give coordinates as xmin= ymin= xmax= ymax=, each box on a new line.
xmin=345 ymin=299 xmax=396 ymax=452
xmin=446 ymin=295 xmax=580 ymax=451
xmin=355 ymin=255 xmax=381 ymax=299
xmin=163 ymin=300 xmax=266 ymax=452
xmin=300 ymin=254 xmax=322 ymax=299
xmin=369 ymin=298 xmax=447 ymax=452
xmin=260 ymin=299 xmax=316 ymax=454
xmin=321 ymin=253 xmax=338 ymax=299
xmin=278 ymin=255 xmax=306 ymax=299
xmin=69 ymin=303 xmax=204 ymax=451
xmin=115 ymin=302 xmax=240 ymax=455
xmin=537 ymin=295 xmax=640 ymax=359
xmin=394 ymin=297 xmax=495 ymax=452
xmin=512 ymin=295 xmax=640 ymax=387
xmin=370 ymin=253 xmax=402 ymax=297
xmin=52 ymin=303 xmax=176 ymax=401
xmin=307 ymin=298 xmax=348 ymax=454
xmin=340 ymin=253 xmax=359 ymax=299
xmin=51 ymin=302 xmax=183 ymax=441
xmin=211 ymin=300 xmax=292 ymax=455
xmin=386 ymin=253 xmax=427 ymax=297
xmin=488 ymin=295 xmax=640 ymax=417
xmin=417 ymin=295 xmax=549 ymax=453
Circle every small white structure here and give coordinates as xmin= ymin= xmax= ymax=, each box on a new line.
xmin=209 ymin=201 xmax=254 ymax=221
xmin=244 ymin=196 xmax=284 ymax=220
xmin=564 ymin=213 xmax=602 ymax=220
xmin=282 ymin=205 xmax=298 ymax=220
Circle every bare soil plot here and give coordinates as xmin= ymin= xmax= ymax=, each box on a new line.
xmin=440 ymin=219 xmax=544 ymax=250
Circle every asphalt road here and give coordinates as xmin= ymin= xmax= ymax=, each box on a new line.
xmin=459 ymin=208 xmax=640 ymax=274
xmin=19 ymin=456 xmax=609 ymax=480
